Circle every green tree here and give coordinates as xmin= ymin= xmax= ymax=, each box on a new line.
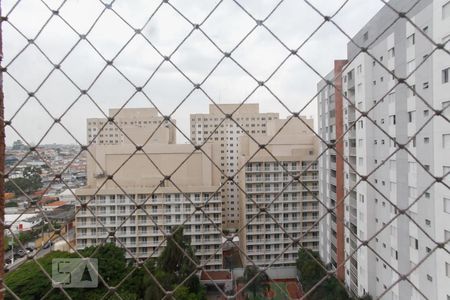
xmin=142 ymin=226 xmax=205 ymax=300
xmin=23 ymin=166 xmax=43 ymax=191
xmin=5 ymin=167 xmax=42 ymax=195
xmin=158 ymin=227 xmax=197 ymax=276
xmin=5 ymin=178 xmax=34 ymax=194
xmin=80 ymin=242 xmax=129 ymax=287
xmin=5 ymin=251 xmax=78 ymax=300
xmin=5 ymin=201 xmax=18 ymax=207
xmin=5 ymin=244 xmax=140 ymax=300
xmin=240 ymin=265 xmax=270 ymax=299
xmin=5 ymin=230 xmax=205 ymax=300
xmin=296 ymin=248 xmax=353 ymax=300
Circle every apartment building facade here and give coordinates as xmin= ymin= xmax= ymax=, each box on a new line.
xmin=319 ymin=0 xmax=450 ymax=299
xmin=87 ymin=107 xmax=176 ymax=145
xmin=76 ymin=108 xmax=223 ymax=269
xmin=190 ymin=104 xmax=279 ymax=228
xmin=238 ymin=117 xmax=320 ymax=267
xmin=318 ymin=60 xmax=348 ymax=283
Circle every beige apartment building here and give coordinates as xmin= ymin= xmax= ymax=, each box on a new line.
xmin=238 ymin=117 xmax=320 ymax=267
xmin=76 ymin=108 xmax=223 ymax=269
xmin=87 ymin=107 xmax=176 ymax=145
xmin=190 ymin=104 xmax=279 ymax=228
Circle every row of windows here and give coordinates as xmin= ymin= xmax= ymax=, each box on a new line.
xmin=79 ymin=193 xmax=220 ymax=202
xmin=246 ymin=203 xmax=318 ymax=210
xmin=88 ymin=120 xmax=164 ymax=126
xmin=193 ymin=123 xmax=267 ymax=129
xmin=246 ymin=161 xmax=318 ymax=170
xmin=191 ymin=116 xmax=275 ymax=122
xmin=193 ymin=130 xmax=267 ymax=137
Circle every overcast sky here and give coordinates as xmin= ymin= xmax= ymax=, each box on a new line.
xmin=3 ymin=0 xmax=384 ymax=146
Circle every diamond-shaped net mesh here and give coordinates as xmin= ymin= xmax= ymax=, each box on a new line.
xmin=1 ymin=0 xmax=450 ymax=299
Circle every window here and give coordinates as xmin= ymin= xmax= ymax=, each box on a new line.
xmin=408 ymin=187 xmax=416 ymax=199
xmin=363 ymin=31 xmax=369 ymax=41
xmin=407 ymin=60 xmax=415 ymax=73
xmin=423 ymin=82 xmax=429 ymax=89
xmin=410 ymin=237 xmax=419 ymax=250
xmin=443 ymin=1 xmax=450 ymax=19
xmin=445 ymin=198 xmax=450 ymax=214
xmin=390 ymin=115 xmax=396 ymax=125
xmin=443 ymin=134 xmax=450 ymax=148
xmin=408 ymin=84 xmax=416 ymax=97
xmin=408 ymin=111 xmax=415 ymax=123
xmin=446 ymin=262 xmax=450 ymax=277
xmin=443 ymin=101 xmax=450 ymax=118
xmin=357 ymin=64 xmax=362 ymax=73
xmin=407 ymin=33 xmax=415 ymax=47
xmin=388 ymin=47 xmax=395 ymax=58
xmin=390 ymin=160 xmax=396 ymax=171
xmin=390 ymin=181 xmax=396 ymax=192
xmin=445 ymin=166 xmax=450 ymax=177
xmin=443 ymin=68 xmax=450 ymax=83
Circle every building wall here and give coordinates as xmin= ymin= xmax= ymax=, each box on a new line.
xmin=75 ymin=190 xmax=223 ymax=268
xmin=431 ymin=2 xmax=450 ymax=300
xmin=238 ymin=117 xmax=320 ymax=267
xmin=343 ymin=1 xmax=448 ymax=299
xmin=85 ymin=143 xmax=220 ymax=189
xmin=77 ymin=109 xmax=223 ymax=268
xmin=87 ymin=108 xmax=176 ymax=145
xmin=318 ymin=60 xmax=348 ymax=283
xmin=320 ymin=1 xmax=450 ymax=299
xmin=190 ymin=104 xmax=279 ymax=228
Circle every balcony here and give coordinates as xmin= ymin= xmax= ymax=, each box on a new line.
xmin=349 ymin=147 xmax=356 ymax=156
xmin=301 ymin=176 xmax=319 ymax=181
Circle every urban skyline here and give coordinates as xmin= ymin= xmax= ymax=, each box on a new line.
xmin=3 ymin=0 xmax=450 ymax=299
xmin=3 ymin=0 xmax=385 ymax=146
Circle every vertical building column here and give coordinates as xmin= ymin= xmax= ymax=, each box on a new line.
xmin=334 ymin=59 xmax=348 ymax=282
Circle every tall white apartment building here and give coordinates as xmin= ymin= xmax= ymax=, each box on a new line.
xmin=319 ymin=1 xmax=450 ymax=299
xmin=190 ymin=104 xmax=279 ymax=228
xmin=76 ymin=108 xmax=223 ymax=269
xmin=238 ymin=117 xmax=320 ymax=267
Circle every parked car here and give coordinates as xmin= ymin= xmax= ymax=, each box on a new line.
xmin=43 ymin=241 xmax=53 ymax=249
xmin=15 ymin=249 xmax=27 ymax=257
